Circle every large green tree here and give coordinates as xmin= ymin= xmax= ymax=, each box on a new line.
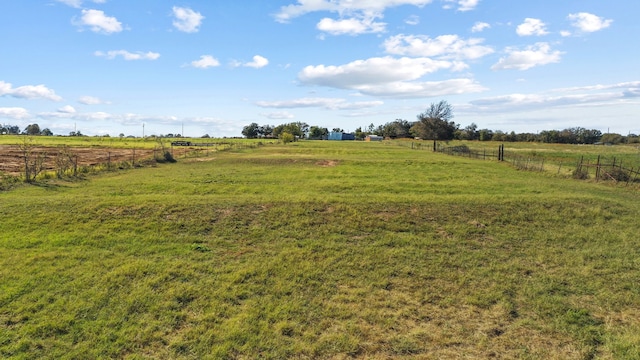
xmin=23 ymin=123 xmax=41 ymax=136
xmin=273 ymin=122 xmax=308 ymax=138
xmin=308 ymin=126 xmax=328 ymax=140
xmin=242 ymin=123 xmax=261 ymax=139
xmin=410 ymin=100 xmax=457 ymax=140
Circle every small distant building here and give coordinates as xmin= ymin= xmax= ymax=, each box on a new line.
xmin=365 ymin=135 xmax=383 ymax=142
xmin=329 ymin=131 xmax=355 ymax=141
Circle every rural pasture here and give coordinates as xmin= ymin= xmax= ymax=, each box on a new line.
xmin=1 ymin=139 xmax=640 ymax=359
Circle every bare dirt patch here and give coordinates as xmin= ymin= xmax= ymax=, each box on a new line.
xmin=316 ymin=160 xmax=339 ymax=167
xmin=0 ymin=145 xmax=163 ymax=176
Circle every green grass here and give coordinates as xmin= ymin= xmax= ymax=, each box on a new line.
xmin=1 ymin=140 xmax=640 ymax=358
xmin=0 ymin=135 xmax=270 ymax=149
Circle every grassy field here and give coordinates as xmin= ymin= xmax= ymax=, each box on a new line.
xmin=434 ymin=140 xmax=640 ymax=171
xmin=0 ymin=135 xmax=264 ymax=149
xmin=1 ymin=140 xmax=639 ymax=359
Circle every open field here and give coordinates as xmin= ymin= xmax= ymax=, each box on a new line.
xmin=1 ymin=140 xmax=640 ymax=358
xmin=0 ymin=136 xmax=268 ymax=177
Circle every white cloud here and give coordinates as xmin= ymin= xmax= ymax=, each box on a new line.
xmin=94 ymin=50 xmax=160 ymax=60
xmin=299 ymin=56 xmax=452 ymax=89
xmin=383 ymin=34 xmax=493 ymax=60
xmin=492 ymin=43 xmax=562 ymax=71
xmin=317 ymin=16 xmax=386 ymax=35
xmin=457 ymin=0 xmax=480 ymax=11
xmin=560 ymin=30 xmax=572 ymax=37
xmin=297 ymin=57 xmax=485 ymax=98
xmin=261 ymin=111 xmax=296 ymax=120
xmin=568 ymin=12 xmax=612 ymax=33
xmin=0 ymin=81 xmax=62 ymax=101
xmin=471 ymin=21 xmax=490 ymax=33
xmin=0 ymin=107 xmax=31 ymax=120
xmin=275 ymin=0 xmax=432 ymax=23
xmin=354 ymin=78 xmax=486 ymax=98
xmin=257 ymin=97 xmax=383 ymax=110
xmin=190 ymin=55 xmax=220 ymax=69
xmin=516 ymin=18 xmax=548 ymax=36
xmin=75 ymin=9 xmax=123 ymax=34
xmin=56 ymin=0 xmax=106 ymax=7
xmin=172 ymin=6 xmax=204 ymax=33
xmin=468 ymin=81 xmax=640 ymax=113
xmin=405 ymin=15 xmax=420 ymax=25
xmin=57 ymin=0 xmax=83 ymax=7
xmin=79 ymin=95 xmax=108 ymax=105
xmin=244 ymin=55 xmax=269 ymax=69
xmin=58 ymin=105 xmax=77 ymax=113
xmin=442 ymin=0 xmax=480 ymax=11
xmin=231 ymin=56 xmax=270 ymax=68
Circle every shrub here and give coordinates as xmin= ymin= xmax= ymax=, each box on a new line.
xmin=163 ymin=151 xmax=177 ymax=163
xmin=599 ymin=167 xmax=630 ymax=182
xmin=280 ymin=132 xmax=295 ymax=144
xmin=572 ymin=168 xmax=589 ymax=179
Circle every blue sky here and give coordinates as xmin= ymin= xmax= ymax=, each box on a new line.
xmin=1 ymin=0 xmax=638 ymax=137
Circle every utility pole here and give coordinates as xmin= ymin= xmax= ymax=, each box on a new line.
xmin=142 ymin=123 xmax=145 ymax=138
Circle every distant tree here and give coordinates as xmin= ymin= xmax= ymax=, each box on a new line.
xmin=201 ymin=134 xmax=210 ymax=138
xmin=492 ymin=130 xmax=507 ymax=142
xmin=575 ymin=128 xmax=602 ymax=144
xmin=393 ymin=119 xmax=412 ymax=138
xmin=2 ymin=124 xmax=20 ymax=135
xmin=273 ymin=122 xmax=306 ymax=138
xmin=119 ymin=133 xmax=125 ymax=138
xmin=24 ymin=124 xmax=41 ymax=136
xmin=601 ymin=133 xmax=624 ymax=144
xmin=332 ymin=128 xmax=344 ymax=133
xmin=40 ymin=128 xmax=53 ymax=136
xmin=381 ymin=123 xmax=397 ymax=138
xmin=516 ymin=132 xmax=537 ymax=142
xmin=478 ymin=128 xmax=493 ymax=141
xmin=69 ymin=130 xmax=84 ymax=137
xmin=539 ymin=130 xmax=559 ymax=143
xmin=242 ymin=122 xmax=261 ymax=139
xmin=462 ymin=123 xmax=478 ymax=140
xmin=626 ymin=134 xmax=640 ymax=144
xmin=410 ymin=100 xmax=457 ymax=140
xmin=260 ymin=125 xmax=274 ymax=138
xmin=308 ymin=126 xmax=328 ymax=140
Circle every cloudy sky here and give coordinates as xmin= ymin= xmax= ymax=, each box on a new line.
xmin=1 ymin=0 xmax=638 ymax=137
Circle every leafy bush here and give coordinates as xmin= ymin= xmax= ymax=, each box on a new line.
xmin=280 ymin=132 xmax=295 ymax=144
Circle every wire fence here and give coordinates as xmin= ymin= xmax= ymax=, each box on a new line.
xmin=0 ymin=141 xmax=267 ymax=184
xmin=410 ymin=141 xmax=640 ymax=186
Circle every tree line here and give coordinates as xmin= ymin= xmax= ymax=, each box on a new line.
xmin=242 ymin=100 xmax=639 ymax=145
xmin=1 ymin=123 xmax=56 ymax=136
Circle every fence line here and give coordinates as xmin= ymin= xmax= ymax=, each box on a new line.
xmin=0 ymin=141 xmax=265 ymax=183
xmin=409 ymin=141 xmax=640 ymax=185
xmin=575 ymin=156 xmax=640 ymax=184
